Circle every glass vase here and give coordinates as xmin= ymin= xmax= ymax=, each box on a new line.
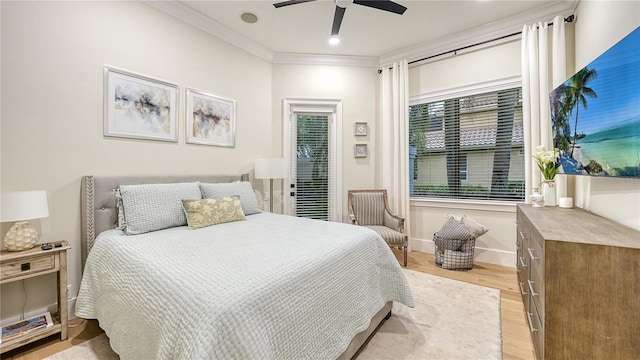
xmin=542 ymin=180 xmax=557 ymax=206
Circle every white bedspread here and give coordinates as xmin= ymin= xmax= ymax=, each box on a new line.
xmin=76 ymin=213 xmax=414 ymax=360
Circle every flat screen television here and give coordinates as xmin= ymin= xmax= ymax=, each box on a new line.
xmin=549 ymin=26 xmax=640 ymax=178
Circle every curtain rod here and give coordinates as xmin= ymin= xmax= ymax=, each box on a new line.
xmin=378 ymin=14 xmax=575 ymax=74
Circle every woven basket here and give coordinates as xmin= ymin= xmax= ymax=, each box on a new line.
xmin=433 ymin=233 xmax=475 ymax=271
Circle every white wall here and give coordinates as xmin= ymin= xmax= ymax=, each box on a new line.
xmin=407 ymin=39 xmax=523 ymax=267
xmin=271 ymin=64 xmax=378 ymax=220
xmin=572 ymin=1 xmax=640 ymax=231
xmin=0 ymin=1 xmax=272 ymax=321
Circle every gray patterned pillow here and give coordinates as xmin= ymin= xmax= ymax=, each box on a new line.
xmin=199 ymin=181 xmax=261 ymax=215
xmin=436 ymin=217 xmax=475 ymax=240
xmin=433 ymin=234 xmax=464 ymax=251
xmin=119 ymin=182 xmax=202 ymax=235
xmin=442 ymin=250 xmax=474 ymax=270
xmin=182 ymin=197 xmax=246 ymax=230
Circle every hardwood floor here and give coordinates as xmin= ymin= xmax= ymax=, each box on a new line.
xmin=3 ymin=250 xmax=535 ymax=360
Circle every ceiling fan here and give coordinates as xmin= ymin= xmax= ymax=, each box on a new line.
xmin=273 ymin=0 xmax=407 ymax=36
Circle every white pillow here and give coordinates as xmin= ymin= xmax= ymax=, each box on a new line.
xmin=462 ymin=215 xmax=489 ymax=238
xmin=119 ymin=182 xmax=202 ymax=235
xmin=199 ymin=181 xmax=261 ymax=215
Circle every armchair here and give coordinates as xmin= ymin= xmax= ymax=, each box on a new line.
xmin=347 ymin=189 xmax=408 ymax=266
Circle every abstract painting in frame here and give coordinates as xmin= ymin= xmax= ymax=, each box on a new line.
xmin=185 ymin=88 xmax=236 ymax=147
xmin=103 ymin=66 xmax=178 ymax=142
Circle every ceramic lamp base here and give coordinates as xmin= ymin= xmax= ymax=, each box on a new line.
xmin=3 ymin=221 xmax=39 ymax=251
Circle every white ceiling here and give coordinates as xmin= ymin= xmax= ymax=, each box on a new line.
xmin=147 ymin=0 xmax=576 ymax=64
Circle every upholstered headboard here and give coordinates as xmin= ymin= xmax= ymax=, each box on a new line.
xmin=80 ymin=174 xmax=249 ymax=265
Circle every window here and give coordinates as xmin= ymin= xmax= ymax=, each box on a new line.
xmin=409 ymin=87 xmax=524 ymax=201
xmin=460 ymin=155 xmax=468 ymax=181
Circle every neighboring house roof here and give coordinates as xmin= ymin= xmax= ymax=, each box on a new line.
xmin=425 ymin=123 xmax=524 ymax=150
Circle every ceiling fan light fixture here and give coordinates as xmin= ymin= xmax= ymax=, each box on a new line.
xmin=329 ymin=36 xmax=340 ymax=45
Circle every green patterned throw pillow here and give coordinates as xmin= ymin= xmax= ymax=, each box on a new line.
xmin=182 ymin=197 xmax=246 ymax=230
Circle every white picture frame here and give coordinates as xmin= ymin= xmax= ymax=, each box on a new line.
xmin=354 ymin=144 xmax=368 ymax=158
xmin=103 ymin=66 xmax=179 ymax=142
xmin=355 ymin=122 xmax=368 ymax=136
xmin=185 ymin=88 xmax=236 ymax=147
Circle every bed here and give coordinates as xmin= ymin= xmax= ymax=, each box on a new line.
xmin=76 ymin=174 xmax=414 ymax=360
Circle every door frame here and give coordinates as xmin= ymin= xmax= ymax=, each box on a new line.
xmin=282 ymin=98 xmax=343 ymax=222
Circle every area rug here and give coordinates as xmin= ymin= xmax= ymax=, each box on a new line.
xmin=45 ymin=269 xmax=501 ymax=360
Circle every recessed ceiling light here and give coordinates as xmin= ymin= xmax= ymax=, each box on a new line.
xmin=329 ymin=36 xmax=340 ymax=45
xmin=240 ymin=12 xmax=258 ymax=24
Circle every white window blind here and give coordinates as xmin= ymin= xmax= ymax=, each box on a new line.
xmin=409 ymin=87 xmax=525 ymax=201
xmin=295 ymin=114 xmax=331 ymax=220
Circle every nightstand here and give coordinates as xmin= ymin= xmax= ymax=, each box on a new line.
xmin=0 ymin=241 xmax=70 ymax=353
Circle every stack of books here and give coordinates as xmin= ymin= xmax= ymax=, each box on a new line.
xmin=1 ymin=312 xmax=53 ymax=344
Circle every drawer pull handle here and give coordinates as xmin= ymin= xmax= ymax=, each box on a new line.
xmin=528 ymin=248 xmax=539 ymax=260
xmin=21 ymin=263 xmax=31 ymax=271
xmin=519 ymin=231 xmax=528 ymax=240
xmin=528 ymin=280 xmax=539 ymax=296
xmin=515 ymin=240 xmax=521 ymax=250
xmin=519 ymin=257 xmax=527 ymax=268
xmin=519 ymin=282 xmax=528 ymax=295
xmin=526 ymin=312 xmax=539 ymax=333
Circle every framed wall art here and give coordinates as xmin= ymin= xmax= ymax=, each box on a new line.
xmin=354 ymin=144 xmax=368 ymax=158
xmin=185 ymin=88 xmax=236 ymax=147
xmin=103 ymin=66 xmax=179 ymax=142
xmin=355 ymin=122 xmax=368 ymax=136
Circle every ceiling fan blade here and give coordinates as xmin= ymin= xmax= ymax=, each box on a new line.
xmin=353 ymin=0 xmax=407 ymax=15
xmin=273 ymin=0 xmax=317 ymax=9
xmin=331 ymin=5 xmax=346 ymax=36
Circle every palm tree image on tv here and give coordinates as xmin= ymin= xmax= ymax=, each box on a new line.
xmin=549 ymin=26 xmax=640 ymax=178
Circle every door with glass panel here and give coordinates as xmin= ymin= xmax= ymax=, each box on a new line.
xmin=290 ymin=113 xmax=331 ymax=220
xmin=283 ymin=98 xmax=342 ymax=222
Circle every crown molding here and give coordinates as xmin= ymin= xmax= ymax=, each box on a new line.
xmin=380 ymin=1 xmax=578 ymax=68
xmin=141 ymin=0 xmax=274 ymax=63
xmin=141 ymin=0 xmax=577 ymax=69
xmin=272 ymin=53 xmax=379 ymax=67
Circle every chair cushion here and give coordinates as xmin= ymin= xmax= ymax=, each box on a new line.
xmin=366 ymin=225 xmax=406 ymax=244
xmin=351 ymin=192 xmax=385 ymax=225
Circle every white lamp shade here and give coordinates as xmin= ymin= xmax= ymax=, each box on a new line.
xmin=255 ymin=158 xmax=288 ymax=179
xmin=1 ymin=190 xmax=49 ymax=222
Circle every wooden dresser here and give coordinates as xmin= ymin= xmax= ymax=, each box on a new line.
xmin=516 ymin=204 xmax=639 ymax=360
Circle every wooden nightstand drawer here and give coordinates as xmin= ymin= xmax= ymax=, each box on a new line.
xmin=1 ymin=254 xmax=56 ymax=282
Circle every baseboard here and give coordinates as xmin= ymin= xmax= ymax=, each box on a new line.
xmin=411 ymin=238 xmax=516 ymax=268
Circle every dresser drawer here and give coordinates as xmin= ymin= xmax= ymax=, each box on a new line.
xmin=528 ymin=303 xmax=544 ymax=360
xmin=1 ymin=255 xmax=56 ymax=282
xmin=528 ymin=264 xmax=545 ymax=321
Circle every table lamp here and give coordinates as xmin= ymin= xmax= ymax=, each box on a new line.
xmin=1 ymin=190 xmax=49 ymax=251
xmin=255 ymin=158 xmax=288 ymax=213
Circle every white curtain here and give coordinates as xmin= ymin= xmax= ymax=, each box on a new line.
xmin=521 ymin=15 xmax=567 ymax=202
xmin=380 ymin=60 xmax=410 ymax=246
